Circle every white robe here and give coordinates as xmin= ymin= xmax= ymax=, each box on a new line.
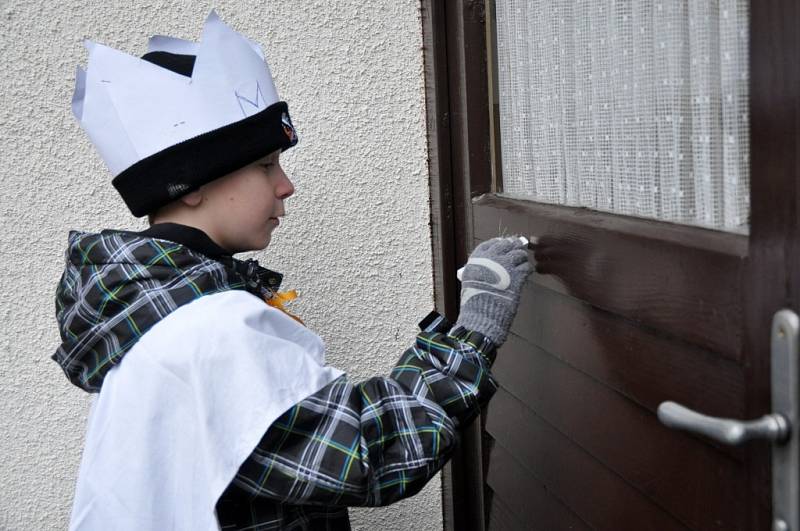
xmin=68 ymin=290 xmax=345 ymax=530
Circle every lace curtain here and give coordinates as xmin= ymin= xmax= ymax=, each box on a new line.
xmin=495 ymin=1 xmax=749 ymax=233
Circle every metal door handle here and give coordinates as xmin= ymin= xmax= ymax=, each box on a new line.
xmin=657 ymin=309 xmax=800 ymax=531
xmin=657 ymin=401 xmax=790 ymax=445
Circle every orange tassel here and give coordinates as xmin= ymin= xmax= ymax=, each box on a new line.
xmin=264 ymin=289 xmax=305 ymax=326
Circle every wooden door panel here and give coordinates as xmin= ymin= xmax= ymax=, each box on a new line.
xmin=486 ymin=388 xmax=692 ymax=531
xmin=485 ymin=441 xmax=592 ymax=531
xmin=500 ymin=278 xmax=747 ymax=425
xmin=473 ymin=197 xmax=748 ymax=359
xmin=490 ymin=331 xmax=746 ymax=530
xmin=476 ymin=196 xmax=750 ymax=529
xmin=486 ymin=497 xmax=527 ymax=531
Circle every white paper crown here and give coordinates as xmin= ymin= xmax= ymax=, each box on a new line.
xmin=72 ymin=9 xmax=281 ymax=176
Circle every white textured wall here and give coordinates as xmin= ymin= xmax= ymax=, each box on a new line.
xmin=0 ymin=2 xmax=438 ymax=529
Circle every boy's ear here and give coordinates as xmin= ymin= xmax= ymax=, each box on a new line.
xmin=179 ymin=190 xmax=204 ymax=207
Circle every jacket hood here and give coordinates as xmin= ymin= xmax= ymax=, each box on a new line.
xmin=52 ymin=229 xmax=279 ymax=393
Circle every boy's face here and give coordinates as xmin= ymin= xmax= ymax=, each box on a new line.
xmin=195 ymin=149 xmax=295 ymax=253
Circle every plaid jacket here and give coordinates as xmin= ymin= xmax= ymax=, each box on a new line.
xmin=54 ymin=226 xmax=498 ymax=530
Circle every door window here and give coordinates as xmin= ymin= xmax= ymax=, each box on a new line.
xmin=493 ymin=1 xmax=749 ymax=233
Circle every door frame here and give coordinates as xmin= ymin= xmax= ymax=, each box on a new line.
xmin=745 ymin=2 xmax=800 ymax=528
xmin=421 ymin=1 xmax=492 ymax=530
xmin=421 ymin=1 xmax=800 ymax=530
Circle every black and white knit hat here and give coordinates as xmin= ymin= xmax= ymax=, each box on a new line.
xmin=71 ymin=9 xmax=299 ymax=217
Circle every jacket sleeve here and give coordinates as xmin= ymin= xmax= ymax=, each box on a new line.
xmin=225 ymin=311 xmax=499 ymax=507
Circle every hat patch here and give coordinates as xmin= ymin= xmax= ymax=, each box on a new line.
xmin=167 ymin=182 xmax=191 ymax=198
xmin=281 ymin=111 xmax=297 ymax=144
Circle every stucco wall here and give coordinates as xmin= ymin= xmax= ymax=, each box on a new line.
xmin=0 ymin=2 xmax=439 ymax=529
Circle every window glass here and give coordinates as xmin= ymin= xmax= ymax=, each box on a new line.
xmin=494 ymin=1 xmax=749 ymax=233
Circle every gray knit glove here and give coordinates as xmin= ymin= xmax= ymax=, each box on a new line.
xmin=454 ymin=236 xmax=533 ymax=347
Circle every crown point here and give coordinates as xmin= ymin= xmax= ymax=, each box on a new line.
xmin=72 ymin=65 xmax=86 ymax=121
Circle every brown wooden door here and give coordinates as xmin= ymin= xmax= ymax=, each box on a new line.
xmin=422 ymin=1 xmax=799 ymax=530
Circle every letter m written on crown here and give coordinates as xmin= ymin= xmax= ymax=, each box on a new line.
xmin=234 ymin=81 xmax=266 ymax=118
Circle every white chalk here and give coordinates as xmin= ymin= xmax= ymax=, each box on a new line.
xmin=457 ymin=235 xmax=534 ymax=281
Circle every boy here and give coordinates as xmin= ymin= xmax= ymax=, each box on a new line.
xmin=54 ymin=10 xmax=532 ymax=530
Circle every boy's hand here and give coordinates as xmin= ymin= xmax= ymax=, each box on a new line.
xmin=454 ymin=236 xmax=533 ymax=347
